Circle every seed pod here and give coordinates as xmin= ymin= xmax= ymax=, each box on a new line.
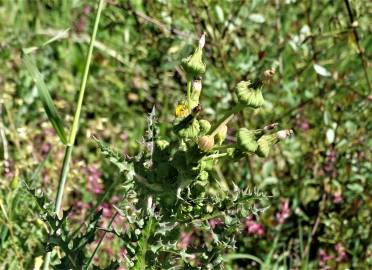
xmin=215 ymin=124 xmax=228 ymax=145
xmin=181 ymin=34 xmax=206 ymax=78
xmin=256 ymin=129 xmax=293 ymax=157
xmin=198 ymin=135 xmax=215 ymax=152
xmin=199 ymin=119 xmax=211 ymax=135
xmin=235 ymin=80 xmax=264 ymax=108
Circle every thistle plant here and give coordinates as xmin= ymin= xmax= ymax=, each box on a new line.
xmin=93 ymin=35 xmax=293 ymax=268
xmin=24 ymin=20 xmax=293 ymax=268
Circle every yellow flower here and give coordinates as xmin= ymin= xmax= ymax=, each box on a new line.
xmin=175 ymin=104 xmax=188 ymax=118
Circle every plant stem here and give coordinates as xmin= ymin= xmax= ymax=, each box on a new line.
xmin=84 ymin=212 xmax=118 ymax=270
xmin=343 ymin=0 xmax=371 ymax=94
xmin=208 ymin=103 xmax=244 ymax=136
xmin=43 ymin=0 xmax=105 ymax=269
xmin=186 ymin=79 xmax=192 ymax=113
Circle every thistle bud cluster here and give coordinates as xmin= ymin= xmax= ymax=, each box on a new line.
xmin=175 ymin=36 xmax=292 ymax=159
xmin=92 ymin=33 xmax=295 ymax=268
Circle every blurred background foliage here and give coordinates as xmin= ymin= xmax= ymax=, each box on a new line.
xmin=0 ymin=0 xmax=371 ymax=269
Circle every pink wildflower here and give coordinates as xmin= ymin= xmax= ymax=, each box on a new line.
xmin=335 ymin=243 xmax=348 ymax=262
xmin=83 ymin=5 xmax=91 ymax=15
xmin=100 ymin=202 xmax=113 ymax=219
xmin=332 ymin=191 xmax=343 ymax=204
xmin=86 ymin=165 xmax=103 ymax=195
xmin=208 ymin=218 xmax=223 ymax=229
xmin=245 ymin=216 xmax=265 ymax=237
xmin=296 ymin=117 xmax=310 ymax=132
xmin=319 ymin=249 xmax=333 ymax=269
xmin=178 ymin=232 xmax=193 ymax=249
xmin=276 ymin=199 xmax=291 ymax=224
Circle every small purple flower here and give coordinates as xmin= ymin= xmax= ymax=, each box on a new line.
xmin=100 ymin=202 xmax=113 ymax=219
xmin=323 ymin=149 xmax=337 ymax=177
xmin=319 ymin=249 xmax=333 ymax=269
xmin=41 ymin=142 xmax=51 ymax=156
xmin=245 ymin=216 xmax=265 ymax=237
xmin=276 ymin=199 xmax=291 ymax=224
xmin=178 ymin=232 xmax=193 ymax=249
xmin=86 ymin=165 xmax=103 ymax=195
xmin=83 ymin=5 xmax=91 ymax=15
xmin=208 ymin=218 xmax=223 ymax=229
xmin=75 ymin=17 xmax=87 ymax=34
xmin=119 ymin=248 xmax=127 ymax=259
xmin=296 ymin=117 xmax=310 ymax=132
xmin=332 ymin=191 xmax=343 ymax=204
xmin=3 ymin=159 xmax=13 ymax=178
xmin=335 ymin=243 xmax=348 ymax=262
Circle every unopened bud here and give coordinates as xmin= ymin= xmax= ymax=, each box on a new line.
xmin=181 ymin=34 xmax=206 ymax=78
xmin=199 ymin=119 xmax=211 ymax=135
xmin=237 ymin=128 xmax=259 ymax=153
xmin=256 ymin=129 xmax=293 ymax=158
xmin=235 ymin=80 xmax=264 ymax=109
xmin=215 ymin=124 xmax=228 ymax=145
xmin=198 ymin=135 xmax=215 ymax=151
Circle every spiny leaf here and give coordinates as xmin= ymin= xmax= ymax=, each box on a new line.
xmin=23 ymin=54 xmax=68 ymax=144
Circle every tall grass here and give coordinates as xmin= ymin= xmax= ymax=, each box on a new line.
xmin=24 ymin=0 xmax=105 ymax=268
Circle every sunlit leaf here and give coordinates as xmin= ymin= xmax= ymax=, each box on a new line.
xmin=313 ymin=63 xmax=331 ymax=77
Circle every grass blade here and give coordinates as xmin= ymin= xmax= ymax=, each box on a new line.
xmin=23 ymin=54 xmax=68 ymax=144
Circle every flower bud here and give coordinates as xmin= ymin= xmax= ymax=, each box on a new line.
xmin=178 ymin=119 xmax=200 ymax=138
xmin=199 ymin=119 xmax=211 ymax=135
xmin=237 ymin=128 xmax=259 ymax=153
xmin=198 ymin=135 xmax=215 ymax=152
xmin=181 ymin=34 xmax=206 ymax=78
xmin=190 ymin=79 xmax=202 ymax=108
xmin=235 ymin=80 xmax=264 ymax=108
xmin=256 ymin=129 xmax=293 ymax=157
xmin=215 ymin=124 xmax=228 ymax=145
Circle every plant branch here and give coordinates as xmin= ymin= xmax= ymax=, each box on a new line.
xmin=343 ymin=0 xmax=371 ymax=93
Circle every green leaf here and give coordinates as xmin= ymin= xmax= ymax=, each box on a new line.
xmin=23 ymin=54 xmax=68 ymax=144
